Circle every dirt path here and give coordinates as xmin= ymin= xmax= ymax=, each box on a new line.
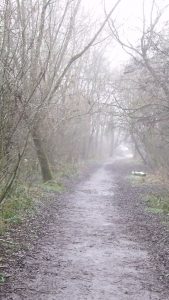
xmin=1 ymin=161 xmax=168 ymax=299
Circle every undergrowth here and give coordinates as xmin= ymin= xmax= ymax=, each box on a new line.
xmin=129 ymin=172 xmax=169 ymax=216
xmin=0 ymin=164 xmax=77 ymax=234
xmin=0 ymin=184 xmax=34 ymax=235
xmin=145 ymin=194 xmax=169 ymax=215
xmin=0 ymin=162 xmax=80 ymax=236
xmin=128 ymin=174 xmax=146 ymax=186
xmin=41 ymin=180 xmax=64 ymax=193
xmin=54 ymin=163 xmax=78 ymax=179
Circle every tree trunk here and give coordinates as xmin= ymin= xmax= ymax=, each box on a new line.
xmin=131 ymin=132 xmax=148 ymax=165
xmin=31 ymin=126 xmax=53 ymax=182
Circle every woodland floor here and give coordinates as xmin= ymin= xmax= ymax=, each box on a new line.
xmin=0 ymin=158 xmax=169 ymax=299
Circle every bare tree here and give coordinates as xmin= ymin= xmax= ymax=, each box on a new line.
xmin=0 ymin=0 xmax=122 ymax=203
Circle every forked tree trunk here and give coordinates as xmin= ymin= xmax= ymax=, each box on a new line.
xmin=31 ymin=126 xmax=53 ymax=182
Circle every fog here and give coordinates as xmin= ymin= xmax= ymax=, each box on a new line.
xmin=1 ymin=1 xmax=169 ymax=298
xmin=1 ymin=0 xmax=169 ymax=191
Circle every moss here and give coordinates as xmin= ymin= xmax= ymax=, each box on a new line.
xmin=145 ymin=194 xmax=169 ymax=215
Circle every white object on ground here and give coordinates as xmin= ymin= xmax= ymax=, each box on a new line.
xmin=132 ymin=171 xmax=146 ymax=177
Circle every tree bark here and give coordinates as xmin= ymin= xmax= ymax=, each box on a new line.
xmin=31 ymin=126 xmax=53 ymax=182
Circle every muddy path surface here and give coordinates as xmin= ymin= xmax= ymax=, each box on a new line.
xmin=1 ymin=160 xmax=169 ymax=299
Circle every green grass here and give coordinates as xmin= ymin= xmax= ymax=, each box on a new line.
xmin=0 ymin=184 xmax=34 ymax=235
xmin=0 ymin=162 xmax=78 ymax=235
xmin=54 ymin=163 xmax=78 ymax=179
xmin=128 ymin=174 xmax=146 ymax=186
xmin=41 ymin=163 xmax=79 ymax=193
xmin=41 ymin=180 xmax=64 ymax=193
xmin=145 ymin=194 xmax=169 ymax=215
xmin=0 ymin=273 xmax=5 ymax=284
xmin=0 ymin=171 xmax=67 ymax=235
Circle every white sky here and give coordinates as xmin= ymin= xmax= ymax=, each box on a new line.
xmin=82 ymin=0 xmax=169 ymax=69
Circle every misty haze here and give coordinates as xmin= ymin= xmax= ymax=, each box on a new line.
xmin=0 ymin=0 xmax=169 ymax=299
